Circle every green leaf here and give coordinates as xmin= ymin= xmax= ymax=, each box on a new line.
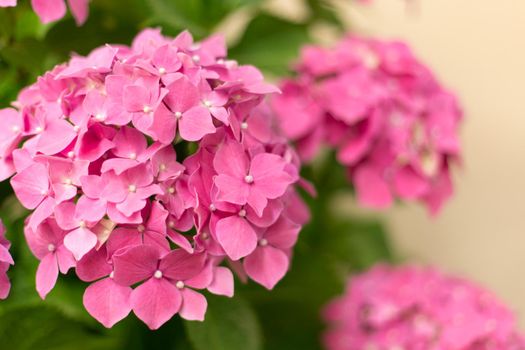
xmin=0 ymin=305 xmax=121 ymax=350
xmin=229 ymin=14 xmax=310 ymax=76
xmin=184 ymin=295 xmax=262 ymax=350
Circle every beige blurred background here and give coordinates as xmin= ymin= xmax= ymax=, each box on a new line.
xmin=339 ymin=0 xmax=525 ymax=323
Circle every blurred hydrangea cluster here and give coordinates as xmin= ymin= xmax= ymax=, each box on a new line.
xmin=0 ymin=0 xmax=89 ymax=25
xmin=272 ymin=36 xmax=462 ymax=214
xmin=323 ymin=264 xmax=525 ymax=350
xmin=0 ymin=28 xmax=309 ymax=329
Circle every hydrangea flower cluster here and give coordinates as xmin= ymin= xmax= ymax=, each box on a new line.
xmin=0 ymin=0 xmax=89 ymax=25
xmin=0 ymin=221 xmax=13 ymax=300
xmin=0 ymin=28 xmax=309 ymax=329
xmin=271 ymin=36 xmax=462 ymax=214
xmin=323 ymin=265 xmax=525 ymax=350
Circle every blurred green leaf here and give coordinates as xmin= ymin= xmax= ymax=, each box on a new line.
xmin=229 ymin=14 xmax=310 ymax=75
xmin=185 ymin=295 xmax=262 ymax=350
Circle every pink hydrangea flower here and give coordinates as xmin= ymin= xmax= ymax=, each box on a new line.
xmin=323 ymin=264 xmax=525 ymax=350
xmin=0 ymin=220 xmax=14 ymax=299
xmin=271 ymin=36 xmax=463 ymax=214
xmin=0 ymin=28 xmax=309 ymax=329
xmin=0 ymin=0 xmax=89 ymax=25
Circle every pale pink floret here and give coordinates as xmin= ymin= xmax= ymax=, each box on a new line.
xmin=323 ymin=265 xmax=525 ymax=350
xmin=0 ymin=29 xmax=308 ymax=328
xmin=272 ymin=36 xmax=462 ymax=214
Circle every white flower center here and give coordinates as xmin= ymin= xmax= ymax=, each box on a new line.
xmin=143 ymin=106 xmax=152 ymax=114
xmin=201 ymin=232 xmax=209 ymax=240
xmin=168 ymin=187 xmax=175 ymax=194
xmin=209 ymin=204 xmax=216 ymax=211
xmin=79 ymin=220 xmax=87 ymax=228
xmin=203 ymin=100 xmax=212 ymax=108
xmin=67 ymin=151 xmax=75 ymax=159
xmin=109 ymin=271 xmax=114 ymax=279
xmin=159 ymin=163 xmax=167 ymax=171
xmin=158 ymin=67 xmax=166 ymax=75
xmin=244 ymin=175 xmax=254 ymax=184
xmin=47 ymin=243 xmax=56 ymax=252
xmin=168 ymin=221 xmax=175 ymax=229
xmin=137 ymin=225 xmax=145 ymax=233
xmin=11 ymin=125 xmax=20 ymax=133
xmin=192 ymin=55 xmax=200 ymax=63
xmin=35 ymin=126 xmax=43 ymax=133
xmin=175 ymin=280 xmax=185 ymax=289
xmin=238 ymin=209 xmax=247 ymax=217
xmin=259 ymin=238 xmax=268 ymax=246
xmin=154 ymin=270 xmax=163 ymax=279
xmin=240 ymin=122 xmax=248 ymax=130
xmin=129 ymin=152 xmax=137 ymax=160
xmin=95 ymin=113 xmax=105 ymax=121
xmin=64 ymin=178 xmax=73 ymax=185
xmin=128 ymin=184 xmax=137 ymax=193
xmin=174 ymin=111 xmax=182 ymax=119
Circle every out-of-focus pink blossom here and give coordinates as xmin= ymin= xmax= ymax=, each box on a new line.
xmin=0 ymin=220 xmax=13 ymax=299
xmin=272 ymin=37 xmax=462 ymax=214
xmin=0 ymin=28 xmax=308 ymax=329
xmin=323 ymin=264 xmax=525 ymax=350
xmin=0 ymin=0 xmax=90 ymax=25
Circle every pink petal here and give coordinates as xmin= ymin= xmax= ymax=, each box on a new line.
xmin=160 ymin=250 xmax=206 ymax=282
xmin=123 ymin=85 xmax=149 ymax=112
xmin=264 ymin=217 xmax=301 ymax=250
xmin=0 ymin=245 xmax=13 ymax=265
xmin=10 ymin=163 xmax=49 ymax=209
xmin=105 ymin=228 xmax=142 ymax=257
xmin=131 ymin=278 xmax=182 ymax=330
xmin=246 ymin=199 xmax=283 ymax=228
xmin=36 ymin=253 xmax=59 ymax=299
xmin=28 ymin=197 xmax=56 ymax=230
xmin=76 ymin=195 xmax=106 ymax=222
xmin=244 ymin=246 xmax=289 ymax=290
xmin=215 ymin=216 xmax=257 ymax=261
xmin=76 ymin=247 xmax=111 ymax=282
xmin=0 ymin=271 xmax=11 ymax=299
xmin=149 ymin=104 xmax=177 ymax=144
xmin=179 ymin=106 xmax=216 ymax=141
xmin=164 ymin=76 xmax=200 ymax=113
xmin=354 ymin=166 xmax=393 ymax=209
xmin=250 ymin=153 xmax=293 ymax=199
xmin=185 ymin=263 xmax=213 ymax=290
xmin=83 ymin=278 xmax=132 ymax=328
xmin=393 ymin=166 xmax=430 ymax=199
xmin=179 ymin=288 xmax=207 ymax=321
xmin=64 ymin=227 xmax=98 ymax=261
xmin=112 ymin=245 xmax=160 ymax=286
xmin=67 ymin=0 xmax=89 ymax=25
xmin=213 ymin=139 xmax=248 ymax=178
xmin=0 ymin=0 xmax=17 ymax=7
xmin=112 ymin=126 xmax=147 ymax=159
xmin=31 ymin=0 xmax=67 ymax=23
xmin=56 ymin=244 xmax=76 ymax=274
xmin=214 ymin=174 xmax=250 ymax=205
xmin=37 ymin=119 xmax=77 ymax=155
xmin=208 ymin=267 xmax=234 ymax=297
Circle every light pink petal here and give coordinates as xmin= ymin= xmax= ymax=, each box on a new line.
xmin=83 ymin=278 xmax=132 ymax=328
xmin=215 ymin=216 xmax=257 ymax=261
xmin=213 ymin=139 xmax=248 ymax=178
xmin=208 ymin=267 xmax=234 ymax=297
xmin=37 ymin=119 xmax=77 ymax=155
xmin=149 ymin=103 xmax=177 ymax=144
xmin=264 ymin=217 xmax=301 ymax=250
xmin=31 ymin=0 xmax=67 ymax=23
xmin=244 ymin=246 xmax=289 ymax=290
xmin=67 ymin=0 xmax=89 ymax=25
xmin=246 ymin=187 xmax=268 ymax=218
xmin=214 ymin=174 xmax=250 ymax=205
xmin=28 ymin=197 xmax=56 ymax=230
xmin=179 ymin=106 xmax=216 ymax=141
xmin=54 ymin=201 xmax=78 ymax=230
xmin=101 ymin=158 xmax=139 ymax=175
xmin=112 ymin=126 xmax=147 ymax=159
xmin=131 ymin=278 xmax=182 ymax=330
xmin=123 ymin=85 xmax=149 ymax=112
xmin=64 ymin=227 xmax=98 ymax=261
xmin=0 ymin=245 xmax=13 ymax=265
xmin=160 ymin=250 xmax=206 ymax=282
xmin=179 ymin=288 xmax=207 ymax=321
xmin=10 ymin=163 xmax=49 ymax=209
xmin=76 ymin=195 xmax=106 ymax=222
xmin=112 ymin=245 xmax=160 ymax=286
xmin=0 ymin=0 xmax=17 ymax=7
xmin=56 ymin=245 xmax=76 ymax=274
xmin=36 ymin=253 xmax=59 ymax=299
xmin=167 ymin=230 xmax=194 ymax=253
xmin=115 ymin=193 xmax=147 ymax=217
xmin=354 ymin=166 xmax=393 ymax=209
xmin=246 ymin=199 xmax=283 ymax=228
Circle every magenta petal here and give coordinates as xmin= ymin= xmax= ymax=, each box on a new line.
xmin=215 ymin=216 xmax=257 ymax=261
xmin=83 ymin=278 xmax=132 ymax=328
xmin=179 ymin=288 xmax=207 ymax=321
xmin=76 ymin=247 xmax=112 ymax=282
xmin=250 ymin=153 xmax=293 ymax=199
xmin=208 ymin=267 xmax=234 ymax=297
xmin=354 ymin=166 xmax=393 ymax=209
xmin=244 ymin=246 xmax=289 ymax=290
xmin=214 ymin=174 xmax=250 ymax=205
xmin=179 ymin=106 xmax=216 ymax=141
xmin=131 ymin=278 xmax=182 ymax=330
xmin=31 ymin=0 xmax=67 ymax=23
xmin=112 ymin=245 xmax=159 ymax=286
xmin=393 ymin=166 xmax=429 ymax=199
xmin=160 ymin=250 xmax=206 ymax=282
xmin=55 ymin=245 xmax=76 ymax=274
xmin=64 ymin=227 xmax=98 ymax=261
xmin=36 ymin=253 xmax=59 ymax=299
xmin=213 ymin=139 xmax=248 ymax=178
